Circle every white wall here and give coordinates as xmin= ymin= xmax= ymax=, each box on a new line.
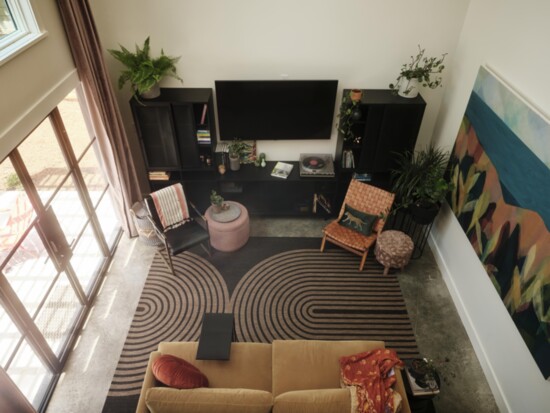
xmin=0 ymin=0 xmax=77 ymax=161
xmin=430 ymin=0 xmax=550 ymax=412
xmin=90 ymin=0 xmax=469 ymax=162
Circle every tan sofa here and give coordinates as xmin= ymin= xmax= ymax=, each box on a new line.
xmin=137 ymin=340 xmax=412 ymax=413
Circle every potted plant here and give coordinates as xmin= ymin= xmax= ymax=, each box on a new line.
xmin=391 ymin=145 xmax=454 ymax=224
xmin=108 ymin=37 xmax=182 ymax=100
xmin=210 ymin=190 xmax=225 ymax=214
xmin=337 ymin=91 xmax=362 ymax=143
xmin=227 ymin=139 xmax=247 ymax=171
xmin=389 ymin=45 xmax=447 ymax=98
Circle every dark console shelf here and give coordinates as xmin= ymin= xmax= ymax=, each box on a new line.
xmin=173 ymin=161 xmax=338 ymax=217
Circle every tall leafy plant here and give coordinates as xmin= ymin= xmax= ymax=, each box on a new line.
xmin=391 ymin=145 xmax=454 ymax=210
xmin=108 ymin=37 xmax=182 ymax=97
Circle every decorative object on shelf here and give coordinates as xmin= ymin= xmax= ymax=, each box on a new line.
xmin=218 ymin=164 xmax=226 ymax=175
xmin=271 ymin=161 xmax=293 ymax=179
xmin=210 ymin=190 xmax=227 ymax=214
xmin=337 ymin=92 xmax=361 ymax=143
xmin=390 ymin=145 xmax=454 ymax=224
xmin=389 ymin=45 xmax=447 ymax=98
xmin=240 ymin=141 xmax=257 ymax=164
xmin=228 ymin=139 xmax=247 ymax=171
xmin=108 ymin=37 xmax=182 ymax=99
xmin=405 ymin=358 xmax=441 ymax=397
xmin=259 ymin=153 xmax=266 ymax=168
xmin=350 ymin=89 xmax=363 ymax=102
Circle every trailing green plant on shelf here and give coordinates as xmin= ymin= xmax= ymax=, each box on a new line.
xmin=337 ymin=92 xmax=361 ymax=143
xmin=389 ymin=45 xmax=447 ymax=97
xmin=108 ymin=37 xmax=182 ymax=99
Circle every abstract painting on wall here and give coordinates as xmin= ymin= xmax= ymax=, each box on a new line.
xmin=448 ymin=66 xmax=550 ymax=378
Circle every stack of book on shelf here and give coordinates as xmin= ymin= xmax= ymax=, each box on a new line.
xmin=342 ymin=149 xmax=355 ymax=169
xmin=196 ymin=129 xmax=211 ymax=144
xmin=148 ymin=171 xmax=171 ymax=181
xmin=271 ymin=162 xmax=293 ymax=179
xmin=404 ymin=359 xmax=440 ymax=397
xmin=352 ymin=172 xmax=372 ymax=182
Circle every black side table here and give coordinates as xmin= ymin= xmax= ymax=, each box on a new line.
xmin=196 ymin=313 xmax=234 ymax=360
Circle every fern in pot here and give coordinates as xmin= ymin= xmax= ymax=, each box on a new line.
xmin=108 ymin=37 xmax=182 ymax=99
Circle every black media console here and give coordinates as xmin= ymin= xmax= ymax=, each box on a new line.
xmin=131 ymin=88 xmax=425 ymax=217
xmin=178 ymin=161 xmax=338 ymax=217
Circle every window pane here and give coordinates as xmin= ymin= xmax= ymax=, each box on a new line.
xmin=18 ymin=117 xmax=70 ymax=205
xmin=70 ymin=223 xmax=104 ymax=294
xmin=80 ymin=143 xmax=108 ymax=206
xmin=49 ymin=174 xmax=87 ymax=246
xmin=7 ymin=338 xmax=54 ymax=409
xmin=34 ymin=271 xmax=82 ymax=355
xmin=0 ymin=1 xmax=17 ymax=38
xmin=96 ymin=191 xmax=120 ymax=248
xmin=0 ymin=304 xmax=22 ymax=368
xmin=0 ymin=188 xmax=36 ymax=266
xmin=3 ymin=226 xmax=58 ymax=317
xmin=58 ymin=89 xmax=92 ymax=159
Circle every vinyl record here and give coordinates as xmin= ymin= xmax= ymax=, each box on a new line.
xmin=302 ymin=156 xmax=325 ymax=170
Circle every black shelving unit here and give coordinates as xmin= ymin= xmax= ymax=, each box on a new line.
xmin=130 ymin=88 xmax=217 ymax=189
xmin=335 ymin=89 xmax=426 ymax=208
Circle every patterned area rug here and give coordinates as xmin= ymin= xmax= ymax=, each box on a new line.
xmin=102 ymin=237 xmax=419 ymax=412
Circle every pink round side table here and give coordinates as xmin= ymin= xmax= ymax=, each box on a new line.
xmin=205 ymin=201 xmax=250 ymax=252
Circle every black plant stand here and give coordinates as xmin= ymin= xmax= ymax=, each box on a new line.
xmin=386 ymin=209 xmax=435 ymax=259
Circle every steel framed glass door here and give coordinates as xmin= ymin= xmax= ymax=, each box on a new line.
xmin=0 ymin=87 xmax=122 ymax=411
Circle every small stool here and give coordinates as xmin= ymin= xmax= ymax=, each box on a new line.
xmin=375 ymin=230 xmax=414 ymax=275
xmin=205 ymin=201 xmax=250 ymax=252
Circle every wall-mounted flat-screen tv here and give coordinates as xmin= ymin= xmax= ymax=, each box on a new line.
xmin=215 ymin=80 xmax=338 ymax=140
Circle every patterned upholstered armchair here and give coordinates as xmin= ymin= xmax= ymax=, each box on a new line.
xmin=320 ymin=180 xmax=395 ymax=271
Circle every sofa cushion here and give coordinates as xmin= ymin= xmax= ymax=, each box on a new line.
xmin=146 ymin=387 xmax=273 ymax=413
xmin=158 ymin=342 xmax=272 ymax=391
xmin=152 ymin=354 xmax=209 ymax=389
xmin=273 ymin=389 xmax=350 ymax=413
xmin=272 ymin=339 xmax=385 ymax=397
xmin=338 ymin=204 xmax=378 ymax=235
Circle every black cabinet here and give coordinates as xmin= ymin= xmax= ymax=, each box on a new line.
xmin=131 ymin=88 xmax=217 ymax=185
xmin=178 ymin=162 xmax=338 ymax=217
xmin=335 ymin=89 xmax=426 ymax=207
xmin=336 ymin=89 xmax=425 ymax=177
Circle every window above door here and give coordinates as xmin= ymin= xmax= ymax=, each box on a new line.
xmin=0 ymin=0 xmax=46 ymax=65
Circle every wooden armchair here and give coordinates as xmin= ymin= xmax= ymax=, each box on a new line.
xmin=320 ymin=180 xmax=395 ymax=271
xmin=144 ymin=184 xmax=211 ymax=274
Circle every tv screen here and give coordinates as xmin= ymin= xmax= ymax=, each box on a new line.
xmin=215 ymin=80 xmax=338 ymax=140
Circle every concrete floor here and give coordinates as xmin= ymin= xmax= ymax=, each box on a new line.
xmin=47 ymin=217 xmax=499 ymax=413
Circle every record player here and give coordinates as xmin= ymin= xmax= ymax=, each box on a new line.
xmin=299 ymin=153 xmax=335 ymax=177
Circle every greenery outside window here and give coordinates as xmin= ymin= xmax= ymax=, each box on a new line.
xmin=0 ymin=0 xmax=44 ymax=64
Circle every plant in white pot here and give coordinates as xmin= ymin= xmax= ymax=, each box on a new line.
xmin=227 ymin=139 xmax=247 ymax=171
xmin=108 ymin=37 xmax=182 ymax=100
xmin=389 ymin=45 xmax=447 ymax=98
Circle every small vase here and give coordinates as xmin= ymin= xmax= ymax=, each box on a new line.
xmin=229 ymin=156 xmax=240 ymax=171
xmin=212 ymin=204 xmax=222 ymax=214
xmin=141 ymin=83 xmax=161 ymax=99
xmin=398 ymin=78 xmax=419 ymax=98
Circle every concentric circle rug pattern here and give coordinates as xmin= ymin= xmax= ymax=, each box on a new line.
xmin=102 ymin=238 xmax=419 ymax=412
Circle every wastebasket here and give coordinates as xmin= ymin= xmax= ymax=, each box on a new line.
xmin=130 ymin=201 xmax=162 ymax=246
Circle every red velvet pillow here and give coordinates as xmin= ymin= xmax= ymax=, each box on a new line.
xmin=152 ymin=355 xmax=209 ymax=389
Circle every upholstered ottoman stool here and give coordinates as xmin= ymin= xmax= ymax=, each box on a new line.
xmin=205 ymin=201 xmax=249 ymax=252
xmin=374 ymin=230 xmax=414 ymax=275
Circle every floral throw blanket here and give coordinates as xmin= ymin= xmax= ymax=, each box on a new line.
xmin=340 ymin=349 xmax=404 ymax=413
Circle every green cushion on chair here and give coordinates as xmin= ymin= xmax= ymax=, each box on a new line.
xmin=338 ymin=204 xmax=378 ymax=236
